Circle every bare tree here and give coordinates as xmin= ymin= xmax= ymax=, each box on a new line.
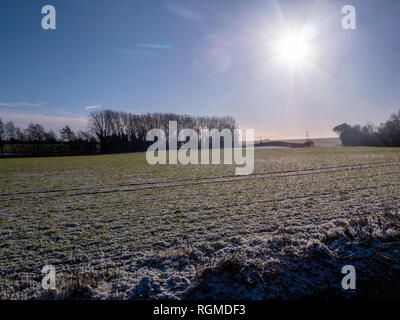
xmin=76 ymin=130 xmax=94 ymax=141
xmin=4 ymin=121 xmax=20 ymax=154
xmin=15 ymin=127 xmax=24 ymax=141
xmin=88 ymin=109 xmax=237 ymax=153
xmin=25 ymin=123 xmax=46 ymax=141
xmin=45 ymin=130 xmax=58 ymax=142
xmin=4 ymin=121 xmax=18 ymax=140
xmin=59 ymin=125 xmax=76 ymax=142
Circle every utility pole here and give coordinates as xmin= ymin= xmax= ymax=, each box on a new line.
xmin=306 ymin=131 xmax=310 ymax=141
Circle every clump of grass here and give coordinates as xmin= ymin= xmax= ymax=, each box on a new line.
xmin=183 ymin=236 xmax=217 ymax=277
xmin=217 ymin=251 xmax=247 ymax=276
xmin=59 ymin=272 xmax=95 ymax=300
xmin=320 ymin=229 xmax=342 ymax=244
xmin=184 ymin=250 xmax=269 ymax=299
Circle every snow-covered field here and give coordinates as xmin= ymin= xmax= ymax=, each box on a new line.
xmin=1 ymin=147 xmax=400 ymax=299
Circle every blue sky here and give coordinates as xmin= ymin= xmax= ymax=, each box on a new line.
xmin=1 ymin=0 xmax=400 ymax=139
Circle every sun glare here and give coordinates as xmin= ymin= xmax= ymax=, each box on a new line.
xmin=271 ymin=26 xmax=317 ymax=70
xmin=277 ymin=33 xmax=309 ymax=63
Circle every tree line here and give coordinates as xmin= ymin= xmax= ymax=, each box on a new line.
xmin=0 ymin=110 xmax=236 ymax=157
xmin=0 ymin=119 xmax=97 ymax=156
xmin=333 ymin=109 xmax=400 ymax=147
xmin=88 ymin=109 xmax=236 ymax=154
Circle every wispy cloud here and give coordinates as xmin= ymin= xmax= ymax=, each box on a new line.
xmin=136 ymin=43 xmax=173 ymax=49
xmin=0 ymin=110 xmax=88 ymax=132
xmin=0 ymin=101 xmax=43 ymax=108
xmin=85 ymin=105 xmax=102 ymax=110
xmin=163 ymin=2 xmax=204 ymax=21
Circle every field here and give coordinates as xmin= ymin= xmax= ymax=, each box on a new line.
xmin=280 ymin=137 xmax=342 ymax=147
xmin=1 ymin=147 xmax=400 ymax=299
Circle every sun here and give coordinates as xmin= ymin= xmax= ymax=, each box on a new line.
xmin=277 ymin=33 xmax=309 ymax=64
xmin=271 ymin=26 xmax=316 ymax=70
